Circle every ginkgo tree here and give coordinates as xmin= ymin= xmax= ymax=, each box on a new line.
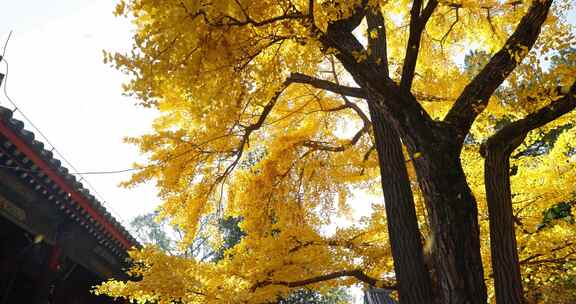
xmin=96 ymin=0 xmax=576 ymax=303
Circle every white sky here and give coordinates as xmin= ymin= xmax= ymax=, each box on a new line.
xmin=0 ymin=0 xmax=378 ymax=230
xmin=4 ymin=2 xmax=570 ymax=303
xmin=0 ymin=1 xmax=160 ymax=228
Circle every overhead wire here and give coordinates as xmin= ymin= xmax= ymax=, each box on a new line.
xmin=0 ymin=30 xmax=12 ymax=60
xmin=0 ymin=30 xmax=133 ymax=227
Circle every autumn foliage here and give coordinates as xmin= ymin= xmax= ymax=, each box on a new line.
xmin=97 ymin=0 xmax=576 ymax=303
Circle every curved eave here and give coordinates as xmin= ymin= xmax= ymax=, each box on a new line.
xmin=0 ymin=106 xmax=140 ymax=250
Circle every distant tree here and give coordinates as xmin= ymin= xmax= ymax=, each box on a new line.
xmin=129 ymin=211 xmax=213 ymax=260
xmin=130 ymin=212 xmax=351 ymax=303
xmin=130 ymin=211 xmax=174 ymax=253
xmin=277 ymin=288 xmax=351 ymax=304
xmin=212 ymin=216 xmax=245 ymax=261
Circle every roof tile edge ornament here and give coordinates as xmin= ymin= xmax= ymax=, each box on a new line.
xmin=0 ymin=106 xmax=140 ymax=250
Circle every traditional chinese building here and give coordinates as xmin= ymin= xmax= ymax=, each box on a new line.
xmin=364 ymin=288 xmax=397 ymax=304
xmin=0 ymin=106 xmax=139 ymax=303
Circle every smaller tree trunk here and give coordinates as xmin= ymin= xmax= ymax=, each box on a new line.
xmin=481 ymin=82 xmax=575 ymax=303
xmin=369 ymin=104 xmax=434 ymax=304
xmin=483 ymin=135 xmax=527 ymax=304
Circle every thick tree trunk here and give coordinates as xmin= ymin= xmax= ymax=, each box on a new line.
xmin=483 ymin=146 xmax=525 ymax=304
xmin=325 ymin=29 xmax=488 ymax=302
xmin=369 ymin=104 xmax=434 ymax=304
xmin=412 ymin=144 xmax=487 ymax=304
xmin=317 ymin=2 xmax=553 ymax=301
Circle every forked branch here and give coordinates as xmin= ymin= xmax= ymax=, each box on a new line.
xmin=445 ymin=0 xmax=554 ymax=140
xmin=400 ymin=0 xmax=439 ymax=91
xmin=483 ymin=82 xmax=576 ymax=153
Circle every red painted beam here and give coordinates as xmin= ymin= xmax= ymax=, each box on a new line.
xmin=0 ymin=120 xmax=133 ymax=249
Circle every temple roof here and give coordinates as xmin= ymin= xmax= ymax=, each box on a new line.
xmin=364 ymin=288 xmax=397 ymax=304
xmin=0 ymin=106 xmax=140 ymax=258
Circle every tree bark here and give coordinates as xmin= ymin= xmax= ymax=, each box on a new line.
xmin=314 ymin=1 xmax=554 ymax=303
xmin=481 ymin=81 xmax=575 ymax=303
xmin=369 ymin=103 xmax=434 ymax=304
xmin=483 ymin=139 xmax=526 ymax=304
xmin=411 ymin=140 xmax=487 ymax=304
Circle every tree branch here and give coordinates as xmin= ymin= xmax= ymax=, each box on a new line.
xmin=181 ymin=2 xmax=305 ymax=28
xmin=301 ymin=125 xmax=368 ymax=152
xmin=297 ymin=62 xmax=371 ymax=154
xmin=320 ymin=4 xmax=370 ymax=64
xmin=323 ymin=0 xmax=366 ymax=32
xmin=328 ymin=57 xmax=372 ymax=134
xmin=439 ymin=7 xmax=459 ymax=47
xmin=445 ymin=0 xmax=554 ymax=140
xmin=366 ymin=3 xmax=389 ymax=75
xmin=520 ymin=241 xmax=576 ymax=265
xmin=213 ymin=82 xmax=291 ymax=191
xmin=313 ymin=1 xmax=437 ymax=153
xmin=483 ymin=82 xmax=576 ymax=155
xmin=314 ymin=0 xmax=388 ymax=79
xmin=287 ymin=72 xmax=451 ymax=104
xmin=400 ymin=0 xmax=438 ymax=91
xmin=253 ymin=269 xmax=396 ymax=290
xmin=287 ymin=72 xmax=366 ymax=98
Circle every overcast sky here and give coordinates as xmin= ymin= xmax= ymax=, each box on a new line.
xmin=0 ymin=0 xmax=378 ymax=231
xmin=0 ymin=1 xmax=160 ymax=228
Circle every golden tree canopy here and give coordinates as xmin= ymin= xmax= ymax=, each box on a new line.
xmin=97 ymin=1 xmax=576 ymax=303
